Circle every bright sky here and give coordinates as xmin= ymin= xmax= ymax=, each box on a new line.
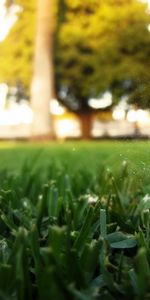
xmin=140 ymin=0 xmax=150 ymax=7
xmin=146 ymin=0 xmax=150 ymax=6
xmin=0 ymin=0 xmax=21 ymax=42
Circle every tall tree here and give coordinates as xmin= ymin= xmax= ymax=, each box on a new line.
xmin=55 ymin=0 xmax=150 ymax=138
xmin=1 ymin=0 xmax=150 ymax=138
xmin=30 ymin=0 xmax=55 ymax=138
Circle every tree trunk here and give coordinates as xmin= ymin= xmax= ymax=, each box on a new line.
xmin=133 ymin=121 xmax=140 ymax=137
xmin=79 ymin=112 xmax=93 ymax=139
xmin=133 ymin=104 xmax=140 ymax=137
xmin=30 ymin=0 xmax=55 ymax=138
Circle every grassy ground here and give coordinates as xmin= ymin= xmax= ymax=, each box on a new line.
xmin=0 ymin=140 xmax=150 ymax=171
xmin=0 ymin=140 xmax=150 ymax=299
xmin=1 ymin=140 xmax=150 ymax=193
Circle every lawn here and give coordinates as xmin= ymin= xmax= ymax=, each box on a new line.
xmin=0 ymin=140 xmax=150 ymax=299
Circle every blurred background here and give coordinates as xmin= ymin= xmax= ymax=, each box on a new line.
xmin=0 ymin=0 xmax=150 ymax=139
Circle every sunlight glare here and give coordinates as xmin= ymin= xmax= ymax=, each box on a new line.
xmin=0 ymin=102 xmax=33 ymax=126
xmin=88 ymin=92 xmax=112 ymax=109
xmin=112 ymin=108 xmax=126 ymax=121
xmin=55 ymin=119 xmax=81 ymax=138
xmin=127 ymin=109 xmax=150 ymax=124
xmin=49 ymin=99 xmax=66 ymax=115
xmin=0 ymin=83 xmax=8 ymax=109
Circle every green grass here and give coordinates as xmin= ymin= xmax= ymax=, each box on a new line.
xmin=0 ymin=141 xmax=150 ymax=299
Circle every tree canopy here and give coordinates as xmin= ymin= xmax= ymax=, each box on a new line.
xmin=0 ymin=0 xmax=150 ymax=109
xmin=0 ymin=0 xmax=35 ymax=92
xmin=56 ymin=0 xmax=150 ymax=111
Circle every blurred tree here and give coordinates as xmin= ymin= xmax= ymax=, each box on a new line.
xmin=0 ymin=0 xmax=35 ymax=90
xmin=0 ymin=0 xmax=55 ymax=138
xmin=55 ymin=0 xmax=150 ymax=137
xmin=0 ymin=0 xmax=150 ymax=138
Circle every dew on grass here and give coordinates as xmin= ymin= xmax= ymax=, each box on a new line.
xmin=143 ymin=194 xmax=150 ymax=203
xmin=23 ymin=200 xmax=28 ymax=207
xmin=122 ymin=160 xmax=128 ymax=167
xmin=84 ymin=194 xmax=98 ymax=204
xmin=87 ymin=195 xmax=98 ymax=204
xmin=0 ymin=240 xmax=7 ymax=251
xmin=38 ymin=194 xmax=43 ymax=200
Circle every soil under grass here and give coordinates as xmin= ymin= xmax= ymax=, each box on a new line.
xmin=0 ymin=140 xmax=150 ymax=299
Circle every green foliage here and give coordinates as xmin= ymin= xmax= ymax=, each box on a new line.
xmin=0 ymin=142 xmax=149 ymax=298
xmin=55 ymin=0 xmax=150 ymax=110
xmin=0 ymin=0 xmax=36 ymax=89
